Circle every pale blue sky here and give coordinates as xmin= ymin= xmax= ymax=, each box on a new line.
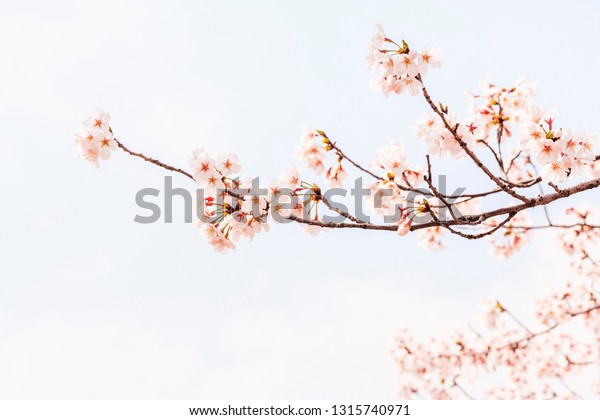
xmin=0 ymin=0 xmax=598 ymax=398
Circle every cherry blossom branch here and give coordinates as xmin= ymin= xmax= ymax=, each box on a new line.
xmin=425 ymin=177 xmax=600 ymax=228
xmin=436 ymin=301 xmax=599 ymax=362
xmin=74 ymin=26 xmax=600 ymax=399
xmin=112 ymin=133 xmax=599 ymax=248
xmin=328 ymin=134 xmax=508 ymax=203
xmin=286 ymin=177 xmax=600 ymax=233
xmin=419 ymin=80 xmax=530 ymax=203
xmin=75 ymin=26 xmax=600 ymax=256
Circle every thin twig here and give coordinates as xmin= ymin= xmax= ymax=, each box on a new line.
xmin=115 ymin=138 xmax=194 ymax=180
xmin=452 ymin=378 xmax=475 ymax=400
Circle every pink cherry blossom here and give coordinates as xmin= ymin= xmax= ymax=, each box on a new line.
xmin=370 ymin=23 xmax=386 ymax=49
xmin=188 ymin=149 xmax=217 ymax=183
xmin=83 ymin=108 xmax=111 ymax=131
xmin=216 ymin=152 xmax=241 ymax=176
xmin=296 ymin=126 xmax=327 ymax=175
xmin=418 ymin=46 xmax=442 ymax=75
xmin=199 ymin=222 xmax=236 ymax=254
xmin=280 ymin=166 xmax=302 ymax=190
xmin=396 ymin=214 xmax=412 ymax=236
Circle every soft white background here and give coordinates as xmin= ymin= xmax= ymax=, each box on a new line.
xmin=0 ymin=0 xmax=598 ymax=398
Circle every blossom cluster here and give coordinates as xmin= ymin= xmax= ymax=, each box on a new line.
xmin=295 ymin=126 xmax=348 ymax=188
xmin=520 ymin=110 xmax=597 ymax=183
xmin=393 ymin=278 xmax=600 ymax=399
xmin=412 ymin=76 xmax=598 ymax=184
xmin=366 ymin=24 xmax=441 ymax=98
xmin=189 ymin=145 xmax=334 ymax=252
xmin=188 ymin=149 xmax=269 ymax=253
xmin=414 ymin=111 xmax=482 ymax=159
xmin=413 ymin=79 xmax=535 ymax=160
xmin=74 ymin=108 xmax=117 ymax=168
xmin=469 ymin=78 xmax=535 ymax=136
xmin=364 ymin=141 xmax=425 ymax=219
xmin=394 ymin=212 xmax=600 ymax=399
xmin=269 ymin=166 xmax=328 ymax=236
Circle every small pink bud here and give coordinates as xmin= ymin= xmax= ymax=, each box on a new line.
xmin=397 ymin=220 xmax=412 ymax=236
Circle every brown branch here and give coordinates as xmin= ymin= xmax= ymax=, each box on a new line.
xmin=115 ymin=138 xmax=194 ymax=180
xmin=415 ymin=176 xmax=600 ymax=230
xmin=287 ymin=176 xmax=600 ymax=232
xmin=425 ymin=155 xmax=459 ymax=222
xmin=495 ymin=104 xmax=506 ymax=172
xmin=442 ymin=213 xmax=516 ymax=240
xmin=321 ymin=195 xmax=367 ymax=224
xmin=287 ymin=213 xmax=395 ymax=231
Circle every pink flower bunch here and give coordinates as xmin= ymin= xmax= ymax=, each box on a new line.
xmin=296 ymin=127 xmax=348 ymax=188
xmin=74 ymin=108 xmax=117 ymax=168
xmin=189 ymin=149 xmax=271 ymax=253
xmin=366 ymin=24 xmax=441 ymax=98
xmin=413 ymin=111 xmax=484 ymax=159
xmin=393 ymin=278 xmax=600 ymax=399
xmin=468 ymin=78 xmax=536 ymax=138
xmin=363 ymin=141 xmax=425 ymax=223
xmin=521 ymin=109 xmax=597 ymax=183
